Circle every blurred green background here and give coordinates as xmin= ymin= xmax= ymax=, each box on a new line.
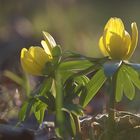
xmin=0 ymin=0 xmax=140 ymax=71
xmin=0 ymin=0 xmax=140 ymax=119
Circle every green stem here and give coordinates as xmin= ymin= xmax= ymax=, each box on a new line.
xmin=106 ymin=78 xmax=116 ymax=140
xmin=55 ymin=71 xmax=65 ymax=138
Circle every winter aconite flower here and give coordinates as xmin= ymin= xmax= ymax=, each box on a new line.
xmin=20 ymin=32 xmax=56 ymax=75
xmin=99 ymin=17 xmax=138 ymax=60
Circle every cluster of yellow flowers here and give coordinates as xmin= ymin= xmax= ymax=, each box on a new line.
xmin=20 ymin=17 xmax=138 ymax=75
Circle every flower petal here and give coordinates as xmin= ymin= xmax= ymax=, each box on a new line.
xmin=123 ymin=31 xmax=131 ymax=59
xmin=104 ymin=17 xmax=125 ymax=37
xmin=42 ymin=31 xmax=56 ymax=53
xmin=99 ymin=36 xmax=109 ymax=56
xmin=21 ymin=48 xmax=42 ymax=75
xmin=104 ymin=18 xmax=125 ymax=47
xmin=41 ymin=40 xmax=52 ymax=57
xmin=29 ymin=46 xmax=50 ymax=66
xmin=126 ymin=22 xmax=138 ymax=58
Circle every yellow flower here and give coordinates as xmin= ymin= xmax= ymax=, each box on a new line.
xmin=99 ymin=17 xmax=138 ymax=60
xmin=20 ymin=32 xmax=56 ymax=75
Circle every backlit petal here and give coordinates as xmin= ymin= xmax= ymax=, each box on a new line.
xmin=126 ymin=22 xmax=138 ymax=58
xmin=103 ymin=18 xmax=125 ymax=48
xmin=41 ymin=40 xmax=52 ymax=57
xmin=21 ymin=48 xmax=42 ymax=75
xmin=42 ymin=31 xmax=56 ymax=53
xmin=29 ymin=46 xmax=50 ymax=66
xmin=104 ymin=17 xmax=125 ymax=37
xmin=99 ymin=36 xmax=109 ymax=56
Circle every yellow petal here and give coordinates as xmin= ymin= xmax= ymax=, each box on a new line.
xmin=126 ymin=22 xmax=138 ymax=59
xmin=41 ymin=40 xmax=52 ymax=57
xmin=103 ymin=19 xmax=125 ymax=47
xmin=104 ymin=17 xmax=125 ymax=37
xmin=29 ymin=46 xmax=50 ymax=66
xmin=99 ymin=36 xmax=109 ymax=56
xmin=107 ymin=31 xmax=130 ymax=59
xmin=42 ymin=31 xmax=56 ymax=54
xmin=21 ymin=57 xmax=42 ymax=75
xmin=123 ymin=31 xmax=131 ymax=59
xmin=21 ymin=48 xmax=42 ymax=75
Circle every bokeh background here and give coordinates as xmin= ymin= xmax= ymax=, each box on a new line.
xmin=0 ymin=0 xmax=140 ymax=120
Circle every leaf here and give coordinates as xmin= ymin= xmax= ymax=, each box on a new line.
xmin=37 ymin=96 xmax=50 ymax=104
xmin=115 ymin=64 xmax=136 ymax=102
xmin=79 ymin=86 xmax=87 ymax=105
xmin=18 ymin=101 xmax=28 ymax=122
xmin=4 ymin=70 xmax=24 ymax=86
xmin=59 ymin=60 xmax=93 ymax=72
xmin=63 ymin=103 xmax=83 ymax=116
xmin=34 ymin=104 xmax=46 ymax=124
xmin=18 ymin=99 xmax=35 ymax=122
xmin=63 ymin=111 xmax=76 ymax=137
xmin=82 ymin=68 xmax=107 ymax=107
xmin=37 ymin=95 xmax=55 ymax=111
xmin=124 ymin=65 xmax=140 ymax=90
xmin=69 ymin=113 xmax=76 ymax=137
xmin=39 ymin=78 xmax=53 ymax=96
xmin=52 ymin=45 xmax=62 ymax=57
xmin=52 ymin=45 xmax=62 ymax=64
xmin=43 ymin=62 xmax=54 ymax=76
xmin=122 ymin=68 xmax=135 ymax=100
xmin=75 ymin=75 xmax=89 ymax=86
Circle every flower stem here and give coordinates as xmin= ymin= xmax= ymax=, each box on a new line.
xmin=55 ymin=70 xmax=65 ymax=138
xmin=106 ymin=78 xmax=116 ymax=140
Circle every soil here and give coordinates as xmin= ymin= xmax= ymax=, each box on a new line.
xmin=1 ymin=111 xmax=140 ymax=140
xmin=81 ymin=111 xmax=140 ymax=140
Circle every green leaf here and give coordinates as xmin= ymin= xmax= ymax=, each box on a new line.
xmin=37 ymin=95 xmax=55 ymax=111
xmin=39 ymin=78 xmax=53 ymax=96
xmin=124 ymin=65 xmax=140 ymax=90
xmin=63 ymin=111 xmax=76 ymax=137
xmin=69 ymin=113 xmax=76 ymax=137
xmin=62 ymin=51 xmax=108 ymax=63
xmin=37 ymin=96 xmax=50 ymax=105
xmin=4 ymin=70 xmax=24 ymax=86
xmin=52 ymin=45 xmax=62 ymax=57
xmin=64 ymin=76 xmax=89 ymax=103
xmin=63 ymin=103 xmax=83 ymax=116
xmin=18 ymin=99 xmax=35 ymax=122
xmin=34 ymin=104 xmax=46 ymax=124
xmin=43 ymin=62 xmax=54 ymax=76
xmin=115 ymin=64 xmax=136 ymax=102
xmin=122 ymin=68 xmax=135 ymax=100
xmin=75 ymin=75 xmax=89 ymax=86
xmin=18 ymin=101 xmax=28 ymax=122
xmin=59 ymin=60 xmax=93 ymax=72
xmin=79 ymin=86 xmax=87 ymax=105
xmin=52 ymin=45 xmax=62 ymax=64
xmin=82 ymin=68 xmax=107 ymax=107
